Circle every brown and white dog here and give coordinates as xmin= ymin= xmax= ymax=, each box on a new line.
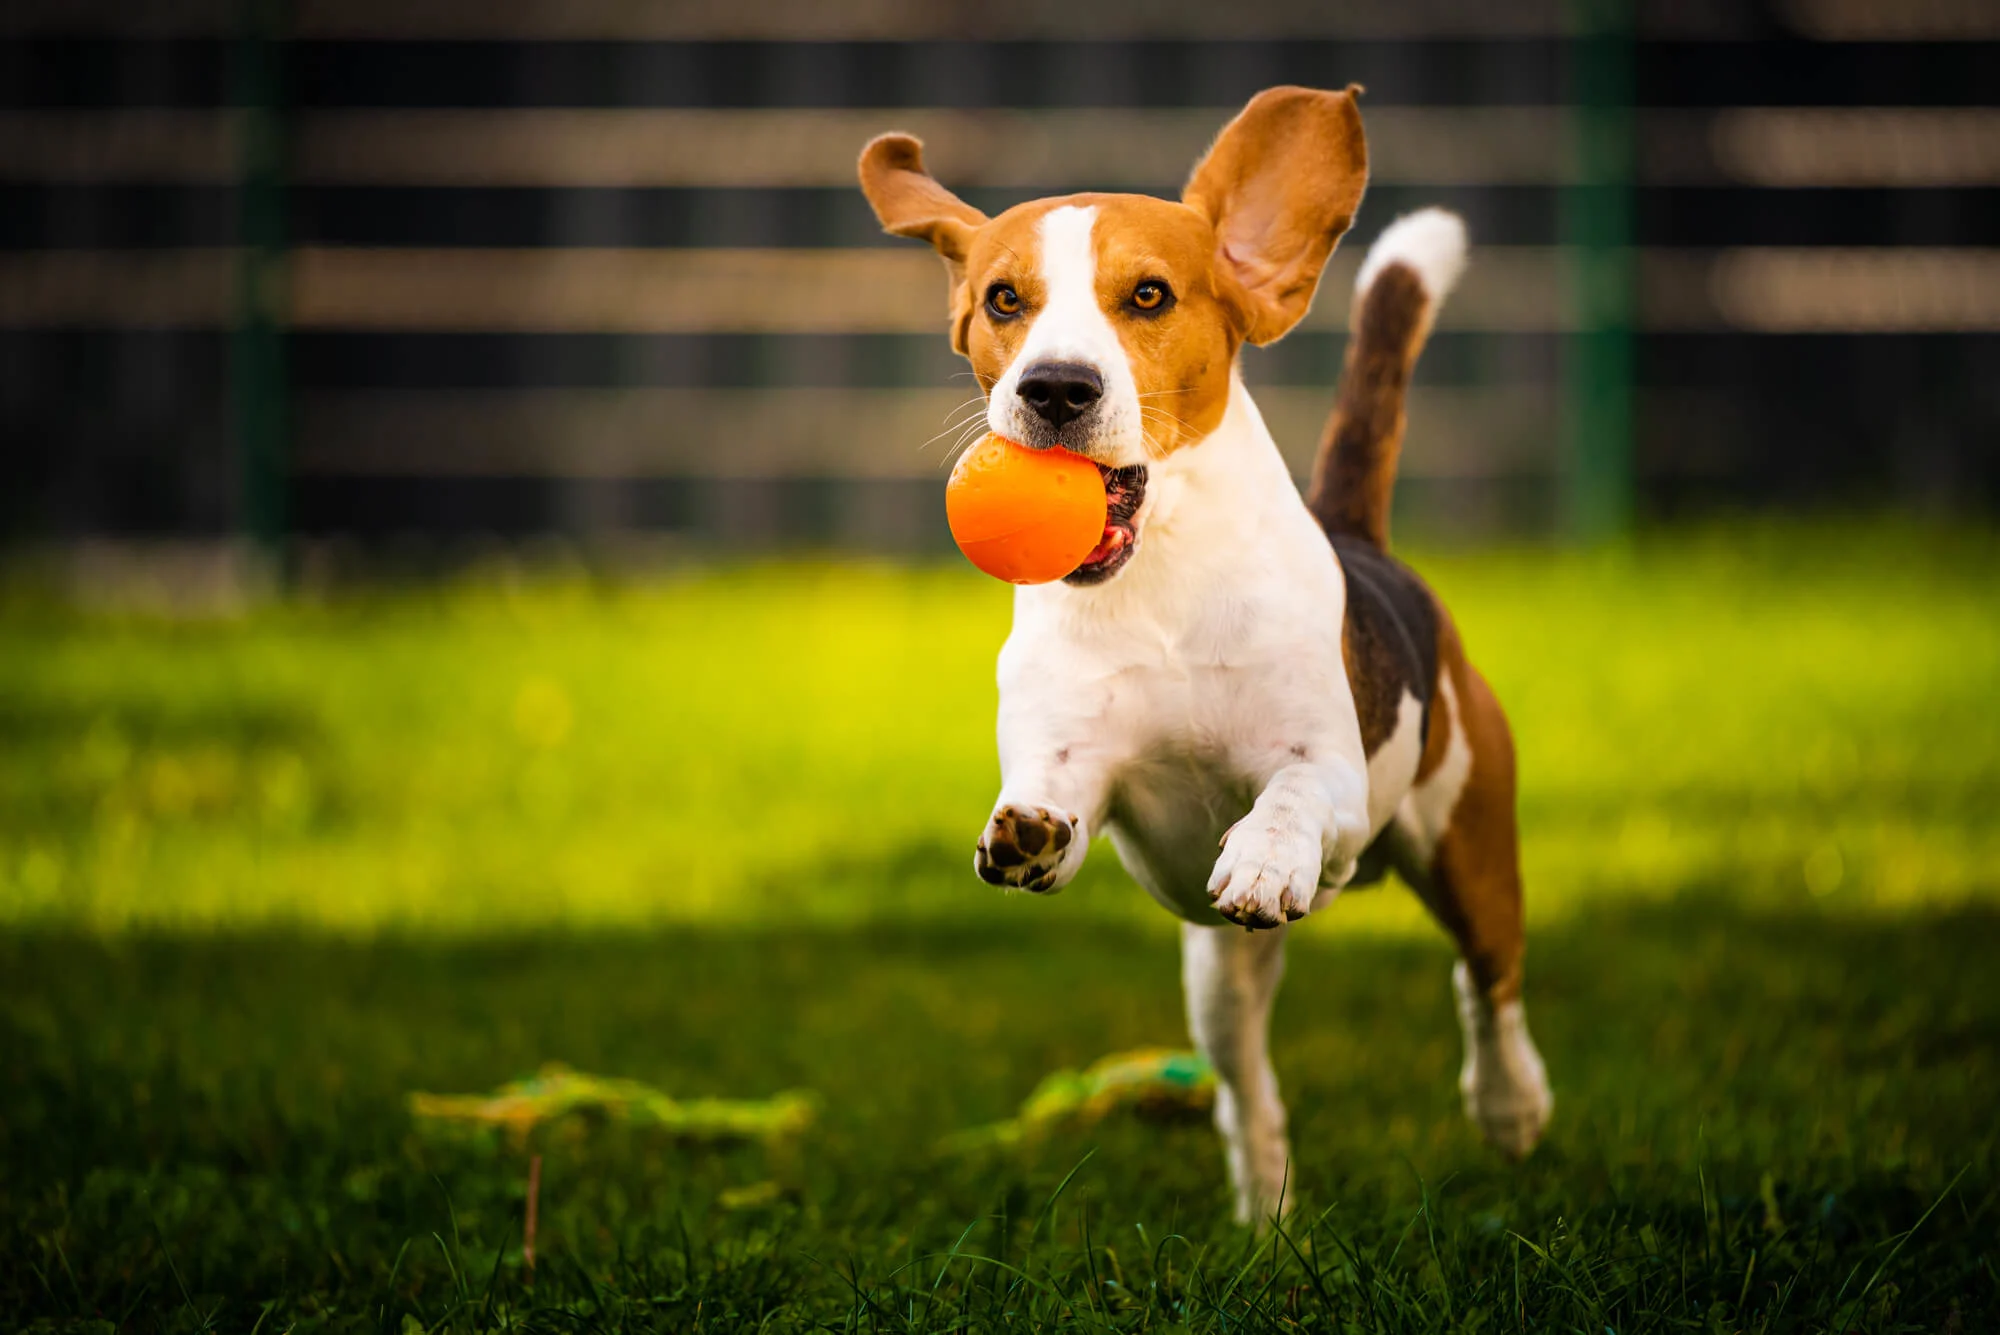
xmin=859 ymin=85 xmax=1552 ymax=1222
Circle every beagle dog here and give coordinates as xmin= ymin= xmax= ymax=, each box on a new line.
xmin=859 ymin=85 xmax=1552 ymax=1223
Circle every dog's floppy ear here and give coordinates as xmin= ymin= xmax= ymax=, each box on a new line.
xmin=859 ymin=134 xmax=989 ymax=351
xmin=1183 ymin=86 xmax=1369 ymax=345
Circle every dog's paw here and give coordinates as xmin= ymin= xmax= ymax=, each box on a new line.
xmin=975 ymin=804 xmax=1083 ymax=894
xmin=1462 ymin=1038 xmax=1553 ymax=1159
xmin=1208 ymin=821 xmax=1323 ymax=928
xmin=1454 ymin=963 xmax=1554 ymax=1158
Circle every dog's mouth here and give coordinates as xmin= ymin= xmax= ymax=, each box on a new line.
xmin=1066 ymin=463 xmax=1149 ymax=586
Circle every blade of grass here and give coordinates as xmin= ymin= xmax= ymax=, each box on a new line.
xmin=377 ymin=1236 xmax=412 ymax=1334
xmin=146 ymin=1194 xmax=202 ymax=1327
xmin=1852 ymin=1164 xmax=1970 ymax=1311
xmin=1027 ymin=1149 xmax=1097 ymax=1248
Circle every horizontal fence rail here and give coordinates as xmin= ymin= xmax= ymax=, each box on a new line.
xmin=8 ymin=0 xmax=1998 ymax=39
xmin=7 ymin=108 xmax=1999 ymax=188
xmin=8 ymin=246 xmax=1998 ymax=334
xmin=287 ymin=385 xmax=1558 ymax=481
xmin=0 ymin=108 xmax=1575 ymax=188
xmin=0 ymin=0 xmax=1575 ymax=40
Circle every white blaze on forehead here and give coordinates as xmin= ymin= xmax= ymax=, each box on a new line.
xmin=1034 ymin=205 xmax=1106 ymax=353
xmin=985 ymin=203 xmax=1145 ymax=463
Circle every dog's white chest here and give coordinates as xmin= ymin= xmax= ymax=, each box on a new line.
xmin=1001 ymin=564 xmax=1360 ymax=922
xmin=1103 ymin=735 xmax=1258 ymax=922
xmin=1107 ymin=652 xmax=1342 ymax=921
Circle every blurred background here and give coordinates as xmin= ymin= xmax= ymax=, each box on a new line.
xmin=3 ymin=0 xmax=1995 ymax=573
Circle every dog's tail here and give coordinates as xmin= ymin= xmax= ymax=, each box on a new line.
xmin=1305 ymin=208 xmax=1468 ymax=551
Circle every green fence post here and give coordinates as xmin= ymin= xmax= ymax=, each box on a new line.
xmin=1561 ymin=0 xmax=1636 ymax=540
xmin=232 ymin=0 xmax=289 ymax=572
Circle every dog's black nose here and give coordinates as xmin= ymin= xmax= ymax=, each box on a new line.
xmin=1017 ymin=362 xmax=1104 ymax=428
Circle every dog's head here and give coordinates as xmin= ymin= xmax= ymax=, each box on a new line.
xmin=860 ymin=86 xmax=1367 ymax=583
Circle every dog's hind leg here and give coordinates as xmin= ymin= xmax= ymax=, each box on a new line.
xmin=1395 ymin=654 xmax=1552 ymax=1158
xmin=1182 ymin=922 xmax=1292 ymax=1225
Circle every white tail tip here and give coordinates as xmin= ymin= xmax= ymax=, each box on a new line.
xmin=1354 ymin=207 xmax=1469 ymax=301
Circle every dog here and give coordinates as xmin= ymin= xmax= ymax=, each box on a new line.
xmin=859 ymin=85 xmax=1553 ymax=1223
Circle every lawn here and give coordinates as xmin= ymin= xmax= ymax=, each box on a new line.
xmin=3 ymin=521 xmax=1997 ymax=1331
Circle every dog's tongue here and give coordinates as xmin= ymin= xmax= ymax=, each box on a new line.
xmin=1080 ymin=525 xmax=1129 ymax=568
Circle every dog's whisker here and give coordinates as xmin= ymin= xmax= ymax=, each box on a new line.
xmin=925 ymin=413 xmax=987 ymax=447
xmin=936 ymin=419 xmax=992 ymax=470
xmin=1139 ymin=406 xmax=1199 ymax=439
xmin=1140 ymin=403 xmax=1197 ymax=428
xmin=918 ymin=400 xmax=993 ymax=452
xmin=935 ymin=432 xmax=984 ymax=467
xmin=926 ymin=397 xmax=986 ymax=427
xmin=1138 ymin=404 xmax=1204 ymax=453
xmin=933 ymin=397 xmax=987 ymax=423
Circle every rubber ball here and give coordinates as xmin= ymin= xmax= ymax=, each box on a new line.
xmin=945 ymin=434 xmax=1108 ymax=584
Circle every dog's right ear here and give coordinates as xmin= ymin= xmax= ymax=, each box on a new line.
xmin=859 ymin=135 xmax=988 ymax=350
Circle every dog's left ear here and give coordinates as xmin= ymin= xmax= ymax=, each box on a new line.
xmin=1183 ymin=85 xmax=1369 ymax=345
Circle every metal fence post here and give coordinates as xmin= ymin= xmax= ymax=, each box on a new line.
xmin=1561 ymin=0 xmax=1636 ymax=540
xmin=232 ymin=0 xmax=289 ymax=569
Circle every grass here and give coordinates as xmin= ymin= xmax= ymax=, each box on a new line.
xmin=2 ymin=520 xmax=1998 ymax=1331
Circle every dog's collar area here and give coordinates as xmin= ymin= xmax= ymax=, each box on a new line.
xmin=1065 ymin=463 xmax=1149 ymax=586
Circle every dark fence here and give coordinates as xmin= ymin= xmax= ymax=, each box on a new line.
xmin=3 ymin=0 xmax=1996 ymax=554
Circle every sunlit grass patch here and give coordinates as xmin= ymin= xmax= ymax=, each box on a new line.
xmin=4 ymin=521 xmax=1996 ymax=933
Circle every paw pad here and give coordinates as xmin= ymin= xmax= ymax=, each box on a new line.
xmin=975 ymin=805 xmax=1079 ymax=893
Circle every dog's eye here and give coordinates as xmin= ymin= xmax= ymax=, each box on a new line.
xmin=1131 ymin=281 xmax=1170 ymax=312
xmin=986 ymin=285 xmax=1022 ymax=318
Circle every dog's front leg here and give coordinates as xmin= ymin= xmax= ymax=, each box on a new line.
xmin=1208 ymin=757 xmax=1370 ymax=928
xmin=973 ymin=730 xmax=1110 ymax=895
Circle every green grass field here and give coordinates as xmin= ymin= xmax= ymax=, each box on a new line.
xmin=4 ymin=522 xmax=1998 ymax=1332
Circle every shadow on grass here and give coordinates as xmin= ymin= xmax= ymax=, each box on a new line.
xmin=3 ymin=894 xmax=1996 ymax=1331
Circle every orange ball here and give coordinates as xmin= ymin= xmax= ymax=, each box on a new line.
xmin=946 ymin=434 xmax=1108 ymax=584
